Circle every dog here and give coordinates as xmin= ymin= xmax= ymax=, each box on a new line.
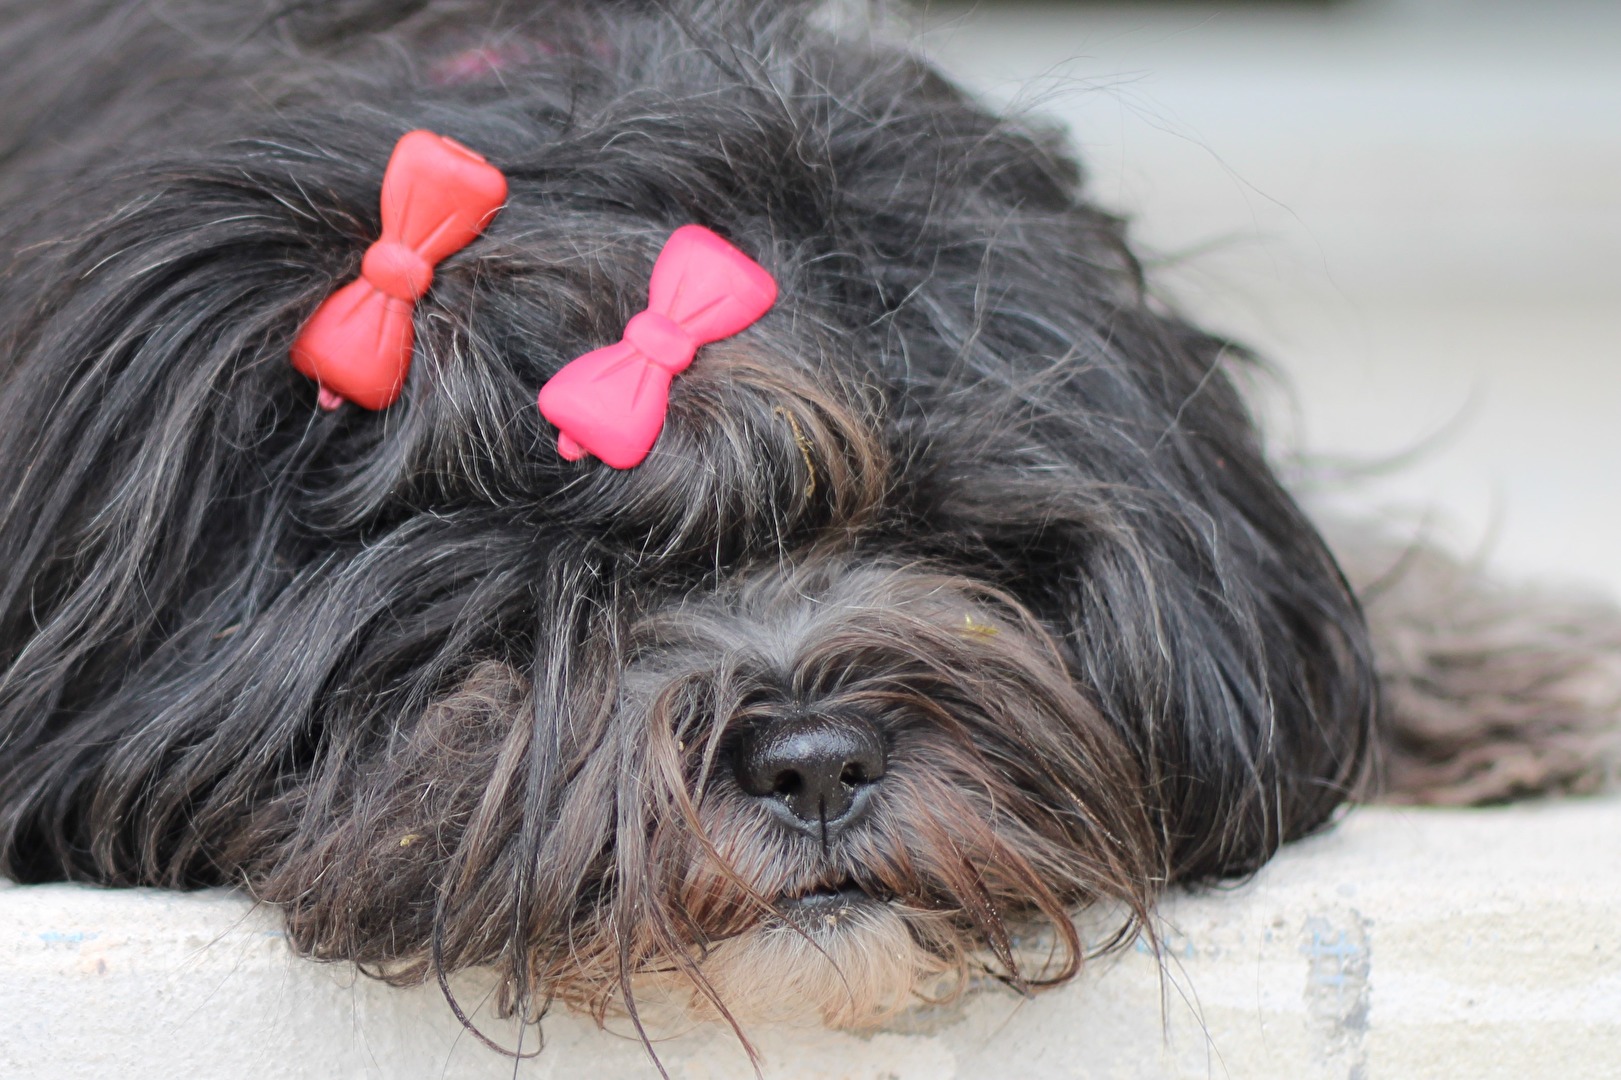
xmin=0 ymin=0 xmax=1614 ymax=1057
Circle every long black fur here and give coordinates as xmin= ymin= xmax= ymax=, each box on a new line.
xmin=0 ymin=0 xmax=1384 ymax=1050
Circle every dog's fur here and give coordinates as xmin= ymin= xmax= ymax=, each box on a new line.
xmin=0 ymin=0 xmax=1614 ymax=1055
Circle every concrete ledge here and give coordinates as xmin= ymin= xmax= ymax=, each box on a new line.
xmin=3 ymin=798 xmax=1618 ymax=1078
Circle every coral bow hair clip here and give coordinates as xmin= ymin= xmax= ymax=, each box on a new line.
xmin=537 ymin=225 xmax=778 ymax=469
xmin=291 ymin=130 xmax=508 ymax=410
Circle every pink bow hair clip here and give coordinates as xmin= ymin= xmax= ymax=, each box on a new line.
xmin=536 ymin=225 xmax=778 ymax=469
xmin=291 ymin=130 xmax=508 ymax=411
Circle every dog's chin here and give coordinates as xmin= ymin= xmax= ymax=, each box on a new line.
xmin=637 ymin=884 xmax=952 ymax=1029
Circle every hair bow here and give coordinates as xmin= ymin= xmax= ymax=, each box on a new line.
xmin=537 ymin=225 xmax=778 ymax=469
xmin=291 ymin=130 xmax=508 ymax=411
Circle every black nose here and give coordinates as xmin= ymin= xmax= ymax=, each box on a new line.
xmin=734 ymin=713 xmax=886 ymax=837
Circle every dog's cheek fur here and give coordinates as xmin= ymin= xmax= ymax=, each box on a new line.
xmin=241 ymin=662 xmax=540 ymax=978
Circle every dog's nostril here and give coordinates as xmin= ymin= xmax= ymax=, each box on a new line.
xmin=735 ymin=712 xmax=886 ymax=834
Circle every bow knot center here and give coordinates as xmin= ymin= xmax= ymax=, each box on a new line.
xmin=624 ymin=310 xmax=697 ymax=373
xmin=362 ymin=241 xmax=436 ymax=302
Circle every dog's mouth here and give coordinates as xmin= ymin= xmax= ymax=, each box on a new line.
xmin=770 ymin=875 xmax=893 ymax=932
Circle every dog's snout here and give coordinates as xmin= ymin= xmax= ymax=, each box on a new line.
xmin=735 ymin=713 xmax=885 ymax=835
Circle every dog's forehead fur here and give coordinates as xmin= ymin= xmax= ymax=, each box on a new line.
xmin=0 ymin=0 xmax=1384 ymax=1049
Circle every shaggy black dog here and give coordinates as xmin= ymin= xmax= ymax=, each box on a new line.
xmin=0 ymin=0 xmax=1613 ymax=1056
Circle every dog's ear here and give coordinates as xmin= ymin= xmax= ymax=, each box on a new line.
xmin=901 ymin=285 xmax=1378 ymax=887
xmin=0 ymin=105 xmax=590 ymax=887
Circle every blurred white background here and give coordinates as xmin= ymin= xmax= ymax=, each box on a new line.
xmin=919 ymin=0 xmax=1621 ymax=596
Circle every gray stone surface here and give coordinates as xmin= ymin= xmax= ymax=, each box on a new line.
xmin=3 ymin=799 xmax=1618 ymax=1078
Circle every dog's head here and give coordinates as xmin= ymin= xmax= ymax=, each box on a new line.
xmin=0 ymin=0 xmax=1376 ymax=1041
